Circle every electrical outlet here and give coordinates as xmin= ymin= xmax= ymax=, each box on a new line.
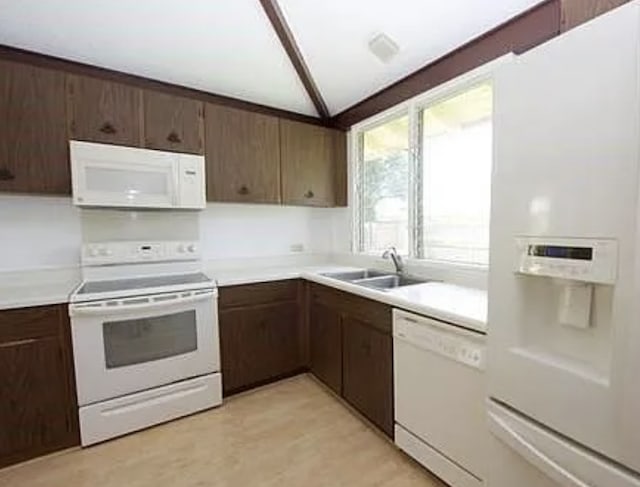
xmin=289 ymin=243 xmax=305 ymax=253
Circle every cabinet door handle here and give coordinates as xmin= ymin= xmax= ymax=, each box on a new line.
xmin=167 ymin=131 xmax=182 ymax=144
xmin=237 ymin=185 xmax=250 ymax=195
xmin=304 ymin=190 xmax=315 ymax=199
xmin=99 ymin=122 xmax=117 ymax=134
xmin=0 ymin=167 xmax=15 ymax=181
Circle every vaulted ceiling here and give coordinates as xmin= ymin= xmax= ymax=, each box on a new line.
xmin=0 ymin=0 xmax=545 ymax=118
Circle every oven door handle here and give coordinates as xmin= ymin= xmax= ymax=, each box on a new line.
xmin=69 ymin=289 xmax=216 ymax=316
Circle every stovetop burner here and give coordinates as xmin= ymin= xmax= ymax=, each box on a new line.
xmin=76 ymin=272 xmax=212 ymax=295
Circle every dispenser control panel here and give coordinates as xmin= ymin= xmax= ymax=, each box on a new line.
xmin=515 ymin=237 xmax=617 ymax=285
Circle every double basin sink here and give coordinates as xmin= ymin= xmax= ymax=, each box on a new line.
xmin=321 ymin=269 xmax=429 ymax=291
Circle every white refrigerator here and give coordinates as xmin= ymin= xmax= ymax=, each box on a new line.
xmin=488 ymin=2 xmax=640 ymax=485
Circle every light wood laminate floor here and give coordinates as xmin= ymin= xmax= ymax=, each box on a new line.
xmin=0 ymin=375 xmax=446 ymax=487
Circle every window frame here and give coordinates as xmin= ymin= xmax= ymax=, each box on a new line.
xmin=350 ymin=55 xmax=513 ymax=269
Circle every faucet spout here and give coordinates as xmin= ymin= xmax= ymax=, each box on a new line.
xmin=382 ymin=247 xmax=404 ymax=274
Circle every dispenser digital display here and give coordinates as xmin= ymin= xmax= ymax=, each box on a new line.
xmin=527 ymin=245 xmax=593 ymax=261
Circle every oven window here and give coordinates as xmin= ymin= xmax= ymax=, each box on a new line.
xmin=103 ymin=310 xmax=198 ymax=368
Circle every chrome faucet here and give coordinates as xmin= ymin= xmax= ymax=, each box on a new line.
xmin=382 ymin=247 xmax=404 ymax=274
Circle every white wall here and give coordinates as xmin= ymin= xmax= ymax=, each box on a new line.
xmin=0 ymin=194 xmax=81 ymax=271
xmin=199 ymin=203 xmax=343 ymax=260
xmin=0 ymin=195 xmax=348 ymax=272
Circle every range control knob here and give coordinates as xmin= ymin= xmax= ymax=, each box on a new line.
xmin=99 ymin=248 xmax=111 ymax=257
xmin=89 ymin=247 xmax=99 ymax=258
xmin=187 ymin=244 xmax=196 ymax=253
xmin=177 ymin=244 xmax=186 ymax=253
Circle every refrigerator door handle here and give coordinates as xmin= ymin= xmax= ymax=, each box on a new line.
xmin=488 ymin=410 xmax=590 ymax=487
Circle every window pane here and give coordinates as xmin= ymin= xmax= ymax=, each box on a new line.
xmin=421 ymin=83 xmax=492 ymax=265
xmin=361 ymin=115 xmax=409 ymax=254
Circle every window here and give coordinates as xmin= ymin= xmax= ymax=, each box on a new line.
xmin=420 ymin=83 xmax=493 ymax=265
xmin=353 ymin=79 xmax=493 ymax=267
xmin=357 ymin=114 xmax=409 ymax=255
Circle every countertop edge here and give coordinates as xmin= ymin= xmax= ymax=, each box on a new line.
xmin=301 ymin=273 xmax=487 ymax=334
xmin=0 ymin=265 xmax=487 ymax=332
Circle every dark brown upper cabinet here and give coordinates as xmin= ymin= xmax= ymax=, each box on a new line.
xmin=144 ymin=91 xmax=204 ymax=154
xmin=280 ymin=119 xmax=343 ymax=207
xmin=67 ymin=75 xmax=143 ymax=147
xmin=333 ymin=130 xmax=348 ymax=207
xmin=0 ymin=304 xmax=79 ymax=469
xmin=0 ymin=60 xmax=69 ymax=195
xmin=205 ymin=104 xmax=281 ymax=204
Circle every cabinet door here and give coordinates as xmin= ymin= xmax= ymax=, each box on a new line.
xmin=143 ymin=91 xmax=204 ymax=154
xmin=280 ymin=119 xmax=335 ymax=207
xmin=67 ymin=75 xmax=142 ymax=146
xmin=342 ymin=316 xmax=394 ymax=437
xmin=333 ymin=129 xmax=348 ymax=207
xmin=309 ymin=299 xmax=342 ymax=395
xmin=205 ymin=104 xmax=281 ymax=203
xmin=0 ymin=60 xmax=69 ymax=195
xmin=219 ymin=302 xmax=300 ymax=394
xmin=0 ymin=305 xmax=79 ymax=468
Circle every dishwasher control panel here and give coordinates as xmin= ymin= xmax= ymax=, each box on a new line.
xmin=393 ymin=309 xmax=485 ymax=370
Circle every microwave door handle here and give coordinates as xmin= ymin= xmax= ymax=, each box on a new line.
xmin=70 ymin=290 xmax=215 ymax=316
xmin=488 ymin=411 xmax=590 ymax=487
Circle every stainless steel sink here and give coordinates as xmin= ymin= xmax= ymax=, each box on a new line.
xmin=320 ymin=269 xmax=390 ymax=281
xmin=321 ymin=268 xmax=429 ymax=290
xmin=353 ymin=274 xmax=427 ymax=290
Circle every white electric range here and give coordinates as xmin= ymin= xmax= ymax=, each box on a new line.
xmin=69 ymin=240 xmax=222 ymax=446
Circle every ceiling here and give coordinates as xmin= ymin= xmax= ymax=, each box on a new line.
xmin=0 ymin=0 xmax=544 ymax=118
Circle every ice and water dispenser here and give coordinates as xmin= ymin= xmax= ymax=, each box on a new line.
xmin=515 ymin=237 xmax=618 ymax=328
xmin=511 ymin=237 xmax=618 ymax=379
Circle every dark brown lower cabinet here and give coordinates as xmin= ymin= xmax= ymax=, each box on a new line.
xmin=309 ymin=299 xmax=343 ymax=395
xmin=308 ymin=283 xmax=394 ymax=438
xmin=218 ymin=281 xmax=303 ymax=395
xmin=342 ymin=316 xmax=394 ymax=437
xmin=0 ymin=305 xmax=79 ymax=468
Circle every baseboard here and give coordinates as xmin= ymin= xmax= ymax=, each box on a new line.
xmin=223 ymin=367 xmax=309 ymax=397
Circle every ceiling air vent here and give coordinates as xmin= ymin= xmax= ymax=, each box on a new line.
xmin=368 ymin=33 xmax=399 ymax=63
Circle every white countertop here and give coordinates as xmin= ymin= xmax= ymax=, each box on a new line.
xmin=0 ymin=267 xmax=81 ymax=310
xmin=303 ymin=272 xmax=487 ymax=333
xmin=0 ymin=262 xmax=487 ymax=332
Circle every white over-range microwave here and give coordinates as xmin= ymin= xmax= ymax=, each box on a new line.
xmin=70 ymin=140 xmax=206 ymax=210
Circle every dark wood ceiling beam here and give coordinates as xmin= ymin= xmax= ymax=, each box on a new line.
xmin=330 ymin=0 xmax=561 ymax=129
xmin=259 ymin=0 xmax=330 ymax=119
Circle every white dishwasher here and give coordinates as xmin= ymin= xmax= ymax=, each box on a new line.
xmin=393 ymin=309 xmax=488 ymax=487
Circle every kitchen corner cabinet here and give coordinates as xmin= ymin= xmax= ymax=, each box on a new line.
xmin=309 ymin=297 xmax=343 ymax=395
xmin=205 ymin=104 xmax=281 ymax=203
xmin=67 ymin=75 xmax=143 ymax=147
xmin=218 ymin=280 xmax=303 ymax=395
xmin=309 ymin=283 xmax=393 ymax=437
xmin=0 ymin=60 xmax=69 ymax=195
xmin=143 ymin=91 xmax=204 ymax=154
xmin=0 ymin=305 xmax=79 ymax=469
xmin=342 ymin=315 xmax=393 ymax=437
xmin=280 ymin=119 xmax=345 ymax=207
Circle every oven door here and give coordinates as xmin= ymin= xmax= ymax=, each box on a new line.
xmin=69 ymin=289 xmax=219 ymax=406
